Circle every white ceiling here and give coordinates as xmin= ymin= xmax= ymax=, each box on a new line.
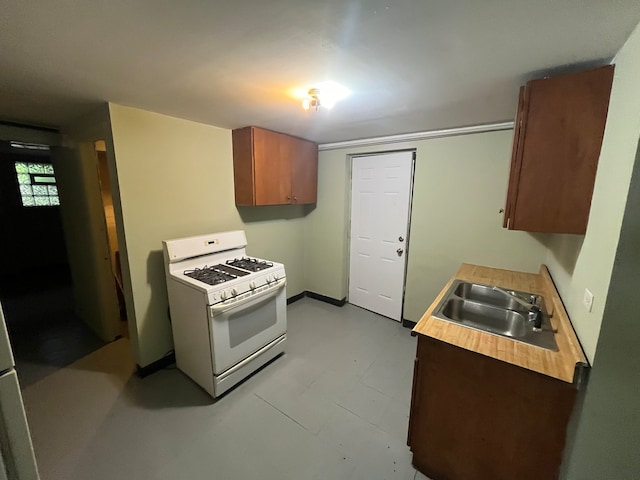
xmin=1 ymin=1 xmax=639 ymax=144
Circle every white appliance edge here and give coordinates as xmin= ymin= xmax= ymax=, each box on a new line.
xmin=0 ymin=304 xmax=39 ymax=480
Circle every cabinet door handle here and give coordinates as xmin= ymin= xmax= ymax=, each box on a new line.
xmin=293 ymin=196 xmax=297 ymax=202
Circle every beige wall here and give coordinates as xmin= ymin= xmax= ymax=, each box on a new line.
xmin=308 ymin=130 xmax=549 ymax=322
xmin=544 ymin=21 xmax=640 ymax=364
xmin=562 ymin=140 xmax=640 ymax=479
xmin=303 ymin=150 xmax=351 ymax=299
xmin=108 ymin=104 xmax=307 ymax=367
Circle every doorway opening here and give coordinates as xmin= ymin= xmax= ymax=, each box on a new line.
xmin=0 ymin=140 xmax=107 ymax=387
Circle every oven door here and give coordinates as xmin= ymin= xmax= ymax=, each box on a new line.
xmin=208 ymin=279 xmax=286 ymax=375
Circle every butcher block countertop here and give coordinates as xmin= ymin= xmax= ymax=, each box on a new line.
xmin=412 ymin=263 xmax=588 ymax=384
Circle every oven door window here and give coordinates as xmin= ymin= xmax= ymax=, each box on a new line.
xmin=228 ymin=296 xmax=276 ymax=348
xmin=208 ymin=285 xmax=286 ymax=375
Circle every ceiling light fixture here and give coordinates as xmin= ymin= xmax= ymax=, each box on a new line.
xmin=298 ymin=81 xmax=350 ymax=112
xmin=302 ymin=88 xmax=321 ymax=111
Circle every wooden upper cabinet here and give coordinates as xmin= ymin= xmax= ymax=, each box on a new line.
xmin=232 ymin=126 xmax=318 ymax=206
xmin=503 ymin=65 xmax=614 ymax=234
xmin=290 ymin=135 xmax=318 ymax=204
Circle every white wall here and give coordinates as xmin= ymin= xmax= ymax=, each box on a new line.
xmin=307 ymin=130 xmax=549 ymax=322
xmin=544 ymin=21 xmax=640 ymax=363
xmin=108 ymin=104 xmax=308 ymax=367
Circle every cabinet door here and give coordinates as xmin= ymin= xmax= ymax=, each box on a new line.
xmin=290 ymin=136 xmax=318 ymax=204
xmin=407 ymin=342 xmax=425 ymax=449
xmin=409 ymin=336 xmax=577 ymax=480
xmin=503 ymin=86 xmax=529 ymax=228
xmin=232 ymin=127 xmax=257 ymax=206
xmin=505 ymin=65 xmax=614 ymax=234
xmin=253 ymin=128 xmax=292 ymax=205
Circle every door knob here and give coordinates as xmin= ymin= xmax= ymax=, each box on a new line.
xmin=396 ymin=248 xmax=404 ymax=257
xmin=398 ymin=236 xmax=404 ymax=242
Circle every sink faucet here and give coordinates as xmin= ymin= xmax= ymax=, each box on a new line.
xmin=492 ymin=286 xmax=543 ymax=330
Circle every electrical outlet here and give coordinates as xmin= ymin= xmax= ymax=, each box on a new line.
xmin=583 ymin=288 xmax=594 ymax=312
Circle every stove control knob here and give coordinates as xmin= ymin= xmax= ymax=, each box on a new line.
xmin=220 ymin=291 xmax=228 ymax=301
xmin=231 ymin=288 xmax=239 ymax=297
xmin=249 ymin=281 xmax=256 ymax=290
xmin=272 ymin=273 xmax=279 ymax=281
xmin=266 ymin=276 xmax=272 ymax=284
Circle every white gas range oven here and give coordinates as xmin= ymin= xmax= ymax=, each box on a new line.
xmin=162 ymin=230 xmax=286 ymax=398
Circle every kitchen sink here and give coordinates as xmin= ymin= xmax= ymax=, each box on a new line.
xmin=433 ymin=280 xmax=558 ymax=351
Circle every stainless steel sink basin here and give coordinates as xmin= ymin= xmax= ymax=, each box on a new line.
xmin=433 ymin=280 xmax=558 ymax=351
xmin=441 ymin=298 xmax=527 ymax=338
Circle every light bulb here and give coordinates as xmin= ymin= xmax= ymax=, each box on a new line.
xmin=302 ymin=98 xmax=310 ymax=110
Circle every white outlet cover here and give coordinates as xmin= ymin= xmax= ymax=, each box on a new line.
xmin=583 ymin=288 xmax=594 ymax=312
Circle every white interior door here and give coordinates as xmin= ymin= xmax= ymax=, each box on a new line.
xmin=349 ymin=151 xmax=414 ymax=321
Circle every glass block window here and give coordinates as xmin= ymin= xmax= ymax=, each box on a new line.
xmin=15 ymin=162 xmax=60 ymax=207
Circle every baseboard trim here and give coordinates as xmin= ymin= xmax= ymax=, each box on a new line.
xmin=136 ymin=352 xmax=176 ymax=378
xmin=402 ymin=318 xmax=417 ymax=329
xmin=286 ymin=290 xmax=347 ymax=307
xmin=287 ymin=292 xmax=306 ymax=305
xmin=305 ymin=291 xmax=347 ymax=307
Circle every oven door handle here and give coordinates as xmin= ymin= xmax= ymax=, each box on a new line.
xmin=209 ymin=278 xmax=286 ymax=315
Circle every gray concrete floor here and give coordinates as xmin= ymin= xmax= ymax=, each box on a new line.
xmin=22 ymin=297 xmax=431 ymax=480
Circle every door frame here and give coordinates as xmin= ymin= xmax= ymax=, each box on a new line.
xmin=346 ymin=149 xmax=417 ymax=321
xmin=94 ymin=140 xmax=128 ymax=335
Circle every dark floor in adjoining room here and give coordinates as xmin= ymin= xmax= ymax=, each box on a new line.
xmin=0 ymin=266 xmax=106 ymax=388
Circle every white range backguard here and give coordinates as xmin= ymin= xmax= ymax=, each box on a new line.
xmin=163 ymin=230 xmax=286 ymax=398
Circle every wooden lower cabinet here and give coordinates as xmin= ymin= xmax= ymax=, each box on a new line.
xmin=408 ymin=336 xmax=577 ymax=480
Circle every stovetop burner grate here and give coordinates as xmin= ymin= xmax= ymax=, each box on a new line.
xmin=226 ymin=257 xmax=274 ymax=272
xmin=184 ymin=264 xmax=249 ymax=286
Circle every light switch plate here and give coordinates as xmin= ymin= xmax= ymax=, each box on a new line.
xmin=583 ymin=288 xmax=594 ymax=312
